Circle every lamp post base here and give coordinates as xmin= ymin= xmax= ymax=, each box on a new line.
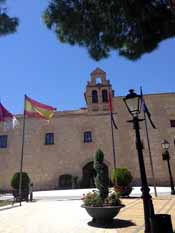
xmin=171 ymin=189 xmax=175 ymax=195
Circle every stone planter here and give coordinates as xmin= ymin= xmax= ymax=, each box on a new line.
xmin=12 ymin=189 xmax=29 ymax=202
xmin=82 ymin=205 xmax=125 ymax=224
xmin=114 ymin=186 xmax=132 ymax=197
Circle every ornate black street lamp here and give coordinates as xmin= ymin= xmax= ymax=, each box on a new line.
xmin=161 ymin=139 xmax=175 ymax=195
xmin=123 ymin=89 xmax=155 ymax=233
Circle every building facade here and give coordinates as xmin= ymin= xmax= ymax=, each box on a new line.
xmin=0 ymin=68 xmax=175 ymax=190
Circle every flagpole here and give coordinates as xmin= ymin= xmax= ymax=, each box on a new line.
xmin=110 ymin=111 xmax=117 ymax=171
xmin=143 ymin=111 xmax=158 ymax=197
xmin=19 ymin=95 xmax=27 ymax=206
xmin=140 ymin=87 xmax=157 ymax=197
xmin=109 ymin=92 xmax=117 ymax=186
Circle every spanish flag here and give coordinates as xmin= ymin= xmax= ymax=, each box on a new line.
xmin=24 ymin=95 xmax=56 ymax=120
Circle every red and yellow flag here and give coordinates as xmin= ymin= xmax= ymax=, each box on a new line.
xmin=0 ymin=102 xmax=13 ymax=122
xmin=24 ymin=95 xmax=56 ymax=120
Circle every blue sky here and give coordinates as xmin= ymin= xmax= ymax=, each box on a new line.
xmin=0 ymin=0 xmax=175 ymax=114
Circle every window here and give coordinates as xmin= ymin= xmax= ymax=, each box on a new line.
xmin=92 ymin=90 xmax=98 ymax=103
xmin=84 ymin=131 xmax=92 ymax=143
xmin=170 ymin=120 xmax=175 ymax=128
xmin=102 ymin=89 xmax=108 ymax=103
xmin=0 ymin=135 xmax=8 ymax=148
xmin=45 ymin=133 xmax=54 ymax=145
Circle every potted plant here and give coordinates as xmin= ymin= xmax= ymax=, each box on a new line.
xmin=82 ymin=149 xmax=124 ymax=224
xmin=11 ymin=172 xmax=30 ymax=202
xmin=111 ymin=167 xmax=133 ymax=197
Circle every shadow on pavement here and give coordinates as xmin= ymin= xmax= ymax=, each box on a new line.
xmin=121 ymin=196 xmax=141 ymax=199
xmin=0 ymin=200 xmax=37 ymax=211
xmin=88 ymin=218 xmax=135 ymax=229
xmin=0 ymin=204 xmax=21 ymax=211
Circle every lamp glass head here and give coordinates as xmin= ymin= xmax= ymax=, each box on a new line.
xmin=161 ymin=139 xmax=170 ymax=149
xmin=123 ymin=89 xmax=141 ymax=116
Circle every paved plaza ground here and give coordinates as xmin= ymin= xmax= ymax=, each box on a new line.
xmin=0 ymin=187 xmax=174 ymax=233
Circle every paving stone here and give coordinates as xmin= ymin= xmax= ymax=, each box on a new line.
xmin=0 ymin=196 xmax=174 ymax=233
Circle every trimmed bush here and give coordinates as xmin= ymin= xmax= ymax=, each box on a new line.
xmin=82 ymin=149 xmax=121 ymax=207
xmin=94 ymin=149 xmax=109 ymax=200
xmin=111 ymin=167 xmax=133 ymax=187
xmin=11 ymin=172 xmax=30 ymax=190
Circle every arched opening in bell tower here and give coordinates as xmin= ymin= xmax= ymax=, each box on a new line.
xmin=92 ymin=90 xmax=98 ymax=103
xmin=102 ymin=89 xmax=108 ymax=102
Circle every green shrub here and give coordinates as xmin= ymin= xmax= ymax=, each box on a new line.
xmin=59 ymin=174 xmax=72 ymax=189
xmin=111 ymin=167 xmax=133 ymax=187
xmin=11 ymin=172 xmax=30 ymax=190
xmin=94 ymin=149 xmax=109 ymax=200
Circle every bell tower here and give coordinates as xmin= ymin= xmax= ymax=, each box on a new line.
xmin=84 ymin=68 xmax=114 ymax=111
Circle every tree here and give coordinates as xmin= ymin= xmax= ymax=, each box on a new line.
xmin=0 ymin=0 xmax=18 ymax=36
xmin=43 ymin=0 xmax=175 ymax=60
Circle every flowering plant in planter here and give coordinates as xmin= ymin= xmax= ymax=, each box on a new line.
xmin=82 ymin=190 xmax=121 ymax=207
xmin=82 ymin=149 xmax=124 ymax=224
